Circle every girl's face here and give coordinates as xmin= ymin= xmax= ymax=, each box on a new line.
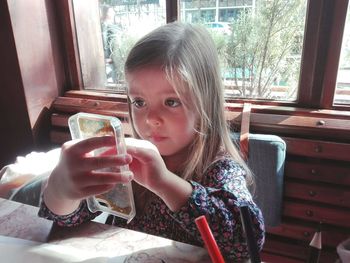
xmin=127 ymin=67 xmax=197 ymax=157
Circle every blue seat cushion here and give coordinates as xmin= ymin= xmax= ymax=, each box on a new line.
xmin=231 ymin=133 xmax=286 ymax=227
xmin=10 ymin=176 xmax=43 ymax=207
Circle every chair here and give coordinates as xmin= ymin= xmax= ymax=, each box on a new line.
xmin=0 ymin=148 xmax=61 ymax=207
xmin=231 ymin=132 xmax=286 ymax=227
xmin=233 ymin=103 xmax=286 ymax=262
xmin=232 ymin=102 xmax=287 ymax=227
xmin=10 ymin=175 xmax=45 ymax=206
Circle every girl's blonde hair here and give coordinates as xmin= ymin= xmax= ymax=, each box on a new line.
xmin=125 ymin=22 xmax=252 ymax=186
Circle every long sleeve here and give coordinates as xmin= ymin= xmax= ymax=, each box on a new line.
xmin=168 ymin=158 xmax=265 ymax=261
xmin=38 ymin=198 xmax=99 ymax=227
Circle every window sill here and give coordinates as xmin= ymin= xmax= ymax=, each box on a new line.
xmin=48 ymin=90 xmax=350 ymax=145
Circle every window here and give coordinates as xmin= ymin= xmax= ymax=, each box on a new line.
xmin=73 ymin=0 xmax=166 ymax=91
xmin=334 ymin=3 xmax=350 ymax=105
xmin=66 ymin=0 xmax=349 ymax=109
xmin=180 ymin=0 xmax=307 ymax=101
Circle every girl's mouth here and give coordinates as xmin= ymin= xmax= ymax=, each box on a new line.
xmin=149 ymin=135 xmax=167 ymax=142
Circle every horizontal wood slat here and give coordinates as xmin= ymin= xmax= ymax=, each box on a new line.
xmin=50 ymin=124 xmax=133 ymax=146
xmin=285 ymin=160 xmax=350 ymax=186
xmin=263 ymin=238 xmax=307 ymax=260
xmin=263 ymin=238 xmax=338 ymax=263
xmin=52 ymin=97 xmax=129 ymax=120
xmin=50 ymin=130 xmax=71 ymax=144
xmin=51 ymin=113 xmax=133 ymax=136
xmin=226 ymin=112 xmax=350 ymax=131
xmin=225 ymin=111 xmax=350 ymax=139
xmin=49 ymin=97 xmax=133 ymax=145
xmin=53 ymin=96 xmax=350 ymax=140
xmin=64 ymin=90 xmax=127 ymax=102
xmin=51 ymin=113 xmax=70 ymax=127
xmin=283 ymin=137 xmax=350 ymax=161
xmin=62 ymin=90 xmax=350 ymax=119
xmin=267 ymin=222 xmax=349 ymax=248
xmin=225 ymin=102 xmax=350 ymax=119
xmin=260 ymin=252 xmax=303 ymax=263
xmin=283 ymin=200 xmax=350 ymax=228
xmin=284 ymin=181 xmax=350 ymax=208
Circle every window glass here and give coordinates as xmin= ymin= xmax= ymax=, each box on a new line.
xmin=179 ymin=0 xmax=307 ymax=101
xmin=79 ymin=0 xmax=166 ymax=91
xmin=334 ymin=3 xmax=350 ymax=105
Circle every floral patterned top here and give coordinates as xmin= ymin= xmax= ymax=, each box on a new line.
xmin=38 ymin=157 xmax=265 ymax=262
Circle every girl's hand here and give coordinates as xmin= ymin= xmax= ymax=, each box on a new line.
xmin=125 ymin=138 xmax=167 ymax=192
xmin=43 ymin=136 xmax=133 ymax=215
xmin=125 ymin=138 xmax=193 ymax=212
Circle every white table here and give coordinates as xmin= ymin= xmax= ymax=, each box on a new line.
xmin=0 ymin=198 xmax=211 ymax=262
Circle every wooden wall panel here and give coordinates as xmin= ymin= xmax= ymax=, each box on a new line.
xmin=0 ymin=1 xmax=33 ymax=167
xmin=0 ymin=0 xmax=66 ymax=167
xmin=8 ymin=0 xmax=65 ymax=129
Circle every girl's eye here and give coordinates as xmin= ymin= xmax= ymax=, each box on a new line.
xmin=130 ymin=98 xmax=146 ymax=108
xmin=165 ymin=98 xmax=181 ymax=107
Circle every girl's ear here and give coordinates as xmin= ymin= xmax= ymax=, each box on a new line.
xmin=195 ymin=121 xmax=200 ymax=131
xmin=193 ymin=120 xmax=204 ymax=136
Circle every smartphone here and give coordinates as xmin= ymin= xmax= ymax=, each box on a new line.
xmin=68 ymin=112 xmax=136 ymax=223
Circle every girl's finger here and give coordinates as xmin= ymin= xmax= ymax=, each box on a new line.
xmin=78 ymin=171 xmax=133 ymax=188
xmin=125 ymin=138 xmax=159 ymax=163
xmin=78 ymin=154 xmax=132 ymax=172
xmin=70 ymin=136 xmax=116 ymax=156
xmin=100 ymin=146 xmax=117 ymax=156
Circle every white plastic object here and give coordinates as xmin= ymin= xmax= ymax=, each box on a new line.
xmin=68 ymin=112 xmax=136 ymax=223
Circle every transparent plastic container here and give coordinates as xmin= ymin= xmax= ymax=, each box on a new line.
xmin=68 ymin=112 xmax=136 ymax=223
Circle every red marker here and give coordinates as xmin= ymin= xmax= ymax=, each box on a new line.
xmin=195 ymin=215 xmax=225 ymax=263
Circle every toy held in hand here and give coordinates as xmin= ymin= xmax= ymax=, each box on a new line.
xmin=68 ymin=112 xmax=136 ymax=222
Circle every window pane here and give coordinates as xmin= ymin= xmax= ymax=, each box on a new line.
xmin=334 ymin=4 xmax=350 ymax=105
xmin=179 ymin=0 xmax=307 ymax=101
xmin=76 ymin=0 xmax=166 ymax=91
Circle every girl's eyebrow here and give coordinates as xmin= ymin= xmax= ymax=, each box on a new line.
xmin=129 ymin=91 xmax=179 ymax=97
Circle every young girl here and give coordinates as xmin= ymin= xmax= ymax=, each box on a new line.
xmin=39 ymin=22 xmax=265 ymax=261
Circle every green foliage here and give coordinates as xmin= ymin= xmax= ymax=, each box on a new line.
xmin=110 ymin=32 xmax=138 ymax=83
xmin=222 ymin=0 xmax=306 ymax=100
xmin=209 ymin=31 xmax=227 ymax=56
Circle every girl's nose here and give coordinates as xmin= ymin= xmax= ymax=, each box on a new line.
xmin=146 ymin=110 xmax=162 ymax=126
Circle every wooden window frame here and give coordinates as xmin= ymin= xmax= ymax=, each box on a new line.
xmin=54 ymin=0 xmax=350 ymax=112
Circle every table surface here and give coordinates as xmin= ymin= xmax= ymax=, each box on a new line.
xmin=0 ymin=198 xmax=211 ymax=263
